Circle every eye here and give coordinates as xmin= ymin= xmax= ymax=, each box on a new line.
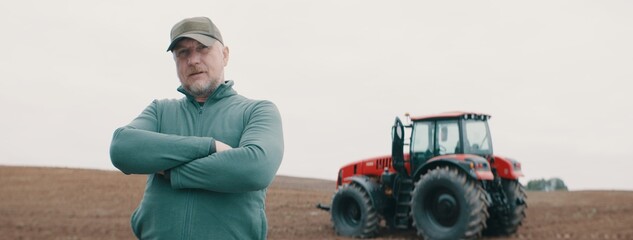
xmin=175 ymin=49 xmax=189 ymax=58
xmin=196 ymin=45 xmax=210 ymax=52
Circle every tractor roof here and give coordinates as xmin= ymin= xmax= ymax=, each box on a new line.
xmin=410 ymin=111 xmax=491 ymax=121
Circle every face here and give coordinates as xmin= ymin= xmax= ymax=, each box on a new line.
xmin=172 ymin=38 xmax=229 ymax=100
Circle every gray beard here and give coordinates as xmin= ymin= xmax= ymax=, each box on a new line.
xmin=184 ymin=80 xmax=219 ymax=99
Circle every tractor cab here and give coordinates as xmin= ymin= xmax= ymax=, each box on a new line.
xmin=393 ymin=112 xmax=494 ymax=177
xmin=410 ymin=112 xmax=492 ymax=164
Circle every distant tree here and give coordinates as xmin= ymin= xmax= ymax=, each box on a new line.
xmin=527 ymin=178 xmax=546 ymax=191
xmin=550 ymin=177 xmax=568 ymax=191
xmin=526 ymin=178 xmax=568 ymax=191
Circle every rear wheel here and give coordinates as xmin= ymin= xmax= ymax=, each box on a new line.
xmin=331 ymin=184 xmax=379 ymax=238
xmin=484 ymin=179 xmax=527 ymax=236
xmin=411 ymin=167 xmax=489 ymax=240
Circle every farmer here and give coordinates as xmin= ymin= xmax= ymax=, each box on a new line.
xmin=110 ymin=16 xmax=284 ymax=239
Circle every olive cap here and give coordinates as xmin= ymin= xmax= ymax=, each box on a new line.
xmin=167 ymin=17 xmax=223 ymax=51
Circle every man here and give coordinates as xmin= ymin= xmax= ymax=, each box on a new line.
xmin=110 ymin=17 xmax=284 ymax=239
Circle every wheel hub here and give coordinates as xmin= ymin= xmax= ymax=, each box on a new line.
xmin=437 ymin=194 xmax=457 ymax=216
xmin=342 ymin=199 xmax=361 ymax=224
xmin=427 ymin=191 xmax=460 ymax=227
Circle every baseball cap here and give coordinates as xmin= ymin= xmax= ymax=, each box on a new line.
xmin=167 ymin=17 xmax=224 ymax=52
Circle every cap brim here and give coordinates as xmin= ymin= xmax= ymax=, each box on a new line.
xmin=166 ymin=33 xmax=218 ymax=52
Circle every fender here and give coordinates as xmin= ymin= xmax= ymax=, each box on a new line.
xmin=345 ymin=175 xmax=386 ymax=213
xmin=491 ymin=155 xmax=523 ymax=179
xmin=412 ymin=154 xmax=494 ymax=181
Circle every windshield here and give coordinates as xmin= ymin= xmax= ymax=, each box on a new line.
xmin=411 ymin=121 xmax=434 ymax=154
xmin=436 ymin=120 xmax=460 ymax=155
xmin=463 ymin=119 xmax=492 ymax=155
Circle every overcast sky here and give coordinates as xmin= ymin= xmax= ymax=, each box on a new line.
xmin=1 ymin=1 xmax=631 ymax=190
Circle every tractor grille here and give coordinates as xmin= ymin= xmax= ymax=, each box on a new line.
xmin=375 ymin=157 xmax=392 ymax=170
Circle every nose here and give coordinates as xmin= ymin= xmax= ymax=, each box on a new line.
xmin=187 ymin=51 xmax=202 ymax=65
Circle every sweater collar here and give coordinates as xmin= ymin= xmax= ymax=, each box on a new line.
xmin=178 ymin=80 xmax=237 ymax=104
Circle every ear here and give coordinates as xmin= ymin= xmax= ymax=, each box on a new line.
xmin=222 ymin=46 xmax=230 ymax=66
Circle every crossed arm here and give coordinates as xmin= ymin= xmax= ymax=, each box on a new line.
xmin=156 ymin=141 xmax=231 ymax=176
xmin=109 ymin=100 xmax=284 ymax=193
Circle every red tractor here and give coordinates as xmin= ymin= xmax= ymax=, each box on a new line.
xmin=322 ymin=112 xmax=526 ymax=239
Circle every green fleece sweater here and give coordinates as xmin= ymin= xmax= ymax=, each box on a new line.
xmin=110 ymin=80 xmax=283 ymax=240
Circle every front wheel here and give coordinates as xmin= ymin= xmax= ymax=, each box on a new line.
xmin=410 ymin=167 xmax=489 ymax=240
xmin=484 ymin=179 xmax=527 ymax=236
xmin=330 ymin=184 xmax=380 ymax=238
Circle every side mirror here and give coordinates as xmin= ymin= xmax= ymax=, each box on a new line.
xmin=392 ymin=117 xmax=407 ymax=176
xmin=392 ymin=120 xmax=404 ymax=141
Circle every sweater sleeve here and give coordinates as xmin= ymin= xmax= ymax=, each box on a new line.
xmin=110 ymin=100 xmax=215 ymax=174
xmin=169 ymin=101 xmax=284 ymax=192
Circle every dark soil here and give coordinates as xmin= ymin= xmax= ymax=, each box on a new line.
xmin=1 ymin=166 xmax=632 ymax=239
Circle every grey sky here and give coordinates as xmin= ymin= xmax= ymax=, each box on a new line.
xmin=1 ymin=1 xmax=631 ymax=190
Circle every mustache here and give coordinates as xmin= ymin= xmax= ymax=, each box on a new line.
xmin=187 ymin=66 xmax=208 ymax=75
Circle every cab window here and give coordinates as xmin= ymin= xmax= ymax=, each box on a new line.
xmin=412 ymin=121 xmax=433 ymax=154
xmin=436 ymin=120 xmax=459 ymax=155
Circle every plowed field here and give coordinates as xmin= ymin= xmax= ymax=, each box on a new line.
xmin=1 ymin=166 xmax=631 ymax=239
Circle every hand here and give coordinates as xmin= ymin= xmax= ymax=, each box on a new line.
xmin=215 ymin=140 xmax=233 ymax=152
xmin=156 ymin=170 xmax=170 ymax=180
